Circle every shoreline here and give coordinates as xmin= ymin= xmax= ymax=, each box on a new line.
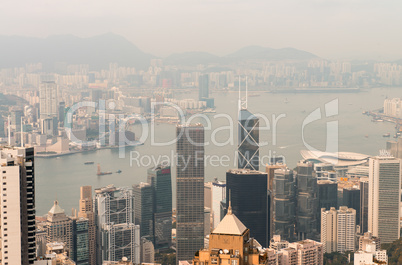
xmin=35 ymin=142 xmax=143 ymax=158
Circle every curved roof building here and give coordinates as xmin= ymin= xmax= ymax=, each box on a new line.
xmin=300 ymin=150 xmax=370 ymax=167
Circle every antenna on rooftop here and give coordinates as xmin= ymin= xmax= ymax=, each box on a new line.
xmin=228 ymin=189 xmax=232 ymax=215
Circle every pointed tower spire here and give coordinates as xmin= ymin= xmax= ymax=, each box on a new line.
xmin=245 ymin=76 xmax=248 ymax=109
xmin=227 ymin=189 xmax=232 ymax=215
xmin=238 ymin=75 xmax=241 ymax=112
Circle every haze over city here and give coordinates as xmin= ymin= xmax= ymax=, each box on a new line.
xmin=1 ymin=0 xmax=402 ymax=60
xmin=1 ymin=1 xmax=402 ymax=265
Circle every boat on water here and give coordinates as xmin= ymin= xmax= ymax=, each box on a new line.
xmin=365 ymin=135 xmax=369 ymax=138
xmin=97 ymin=164 xmax=112 ymax=176
xmin=383 ymin=133 xmax=391 ymax=137
xmin=284 ymin=98 xmax=289 ymax=103
xmin=116 ymin=170 xmax=122 ymax=173
xmin=84 ymin=161 xmax=94 ymax=165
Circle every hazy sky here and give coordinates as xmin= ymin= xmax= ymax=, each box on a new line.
xmin=1 ymin=0 xmax=402 ymax=60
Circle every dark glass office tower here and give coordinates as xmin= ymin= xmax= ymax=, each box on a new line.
xmin=273 ymin=168 xmax=296 ymax=242
xmin=148 ymin=164 xmax=172 ymax=250
xmin=198 ymin=74 xmax=209 ymax=100
xmin=317 ymin=180 xmax=338 ymax=231
xmin=360 ymin=178 xmax=369 ymax=234
xmin=343 ymin=187 xmax=360 ymax=226
xmin=133 ymin=182 xmax=154 ymax=240
xmin=238 ymin=109 xmax=259 ymax=170
xmin=296 ymin=161 xmax=319 ymax=241
xmin=226 ymin=169 xmax=270 ymax=247
xmin=71 ymin=217 xmax=89 ymax=265
xmin=176 ymin=124 xmax=204 ymax=263
xmin=317 ymin=180 xmax=338 ymax=210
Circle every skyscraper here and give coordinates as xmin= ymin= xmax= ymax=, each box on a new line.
xmin=238 ymin=108 xmax=259 ymax=170
xmin=10 ymin=107 xmax=23 ymax=131
xmin=273 ymin=168 xmax=296 ymax=242
xmin=317 ymin=180 xmax=338 ymax=211
xmin=226 ymin=169 xmax=270 ymax=247
xmin=368 ymin=156 xmax=401 ymax=243
xmin=94 ymin=185 xmax=139 ymax=264
xmin=133 ymin=182 xmax=154 ymax=240
xmin=39 ymin=81 xmax=58 ymax=119
xmin=78 ymin=186 xmax=96 ymax=265
xmin=321 ymin=206 xmax=356 ymax=253
xmin=211 ymin=179 xmax=226 ymax=229
xmin=0 ymin=146 xmax=36 ymax=265
xmin=101 ymin=223 xmax=140 ymax=263
xmin=237 ymin=77 xmax=259 ymax=171
xmin=176 ymin=124 xmax=204 ymax=263
xmin=343 ymin=187 xmax=360 ymax=226
xmin=71 ymin=216 xmax=90 ymax=265
xmin=359 ymin=178 xmax=369 ymax=234
xmin=46 ymin=201 xmax=73 ymax=257
xmin=198 ymin=74 xmax=209 ymax=100
xmin=296 ymin=161 xmax=318 ymax=241
xmin=317 ymin=180 xmax=338 ymax=229
xmin=147 ymin=164 xmax=172 ymax=251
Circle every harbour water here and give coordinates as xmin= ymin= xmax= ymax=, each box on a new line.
xmin=36 ymin=87 xmax=401 ymax=215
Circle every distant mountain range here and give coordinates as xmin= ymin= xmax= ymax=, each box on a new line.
xmin=0 ymin=33 xmax=319 ymax=70
xmin=0 ymin=33 xmax=154 ymax=70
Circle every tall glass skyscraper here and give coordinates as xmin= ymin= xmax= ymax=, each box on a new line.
xmin=176 ymin=124 xmax=204 ymax=263
xmin=238 ymin=109 xmax=259 ymax=170
xmin=198 ymin=74 xmax=209 ymax=100
xmin=273 ymin=168 xmax=296 ymax=242
xmin=133 ymin=182 xmax=154 ymax=240
xmin=147 ymin=164 xmax=172 ymax=250
xmin=296 ymin=161 xmax=319 ymax=241
xmin=359 ymin=178 xmax=369 ymax=234
xmin=226 ymin=169 xmax=270 ymax=247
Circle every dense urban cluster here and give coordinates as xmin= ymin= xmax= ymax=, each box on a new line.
xmin=0 ymin=55 xmax=402 ymax=265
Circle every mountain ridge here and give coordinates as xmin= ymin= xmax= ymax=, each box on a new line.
xmin=0 ymin=33 xmax=320 ymax=69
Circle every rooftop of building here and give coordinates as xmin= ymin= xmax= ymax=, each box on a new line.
xmin=212 ymin=200 xmax=247 ymax=236
xmin=133 ymin=182 xmax=151 ymax=189
xmin=317 ymin=179 xmax=337 ymax=185
xmin=48 ymin=200 xmax=65 ymax=215
xmin=227 ymin=168 xmax=266 ymax=175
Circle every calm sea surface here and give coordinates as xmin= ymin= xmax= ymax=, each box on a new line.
xmin=36 ymin=87 xmax=401 ymax=215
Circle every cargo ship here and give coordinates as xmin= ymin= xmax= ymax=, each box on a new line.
xmin=97 ymin=164 xmax=112 ymax=176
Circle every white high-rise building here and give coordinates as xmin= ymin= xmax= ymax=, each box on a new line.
xmin=39 ymin=81 xmax=58 ymax=119
xmin=211 ymin=180 xmax=226 ymax=229
xmin=321 ymin=206 xmax=356 ymax=253
xmin=368 ymin=156 xmax=401 ymax=243
xmin=0 ymin=147 xmax=36 ymax=265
